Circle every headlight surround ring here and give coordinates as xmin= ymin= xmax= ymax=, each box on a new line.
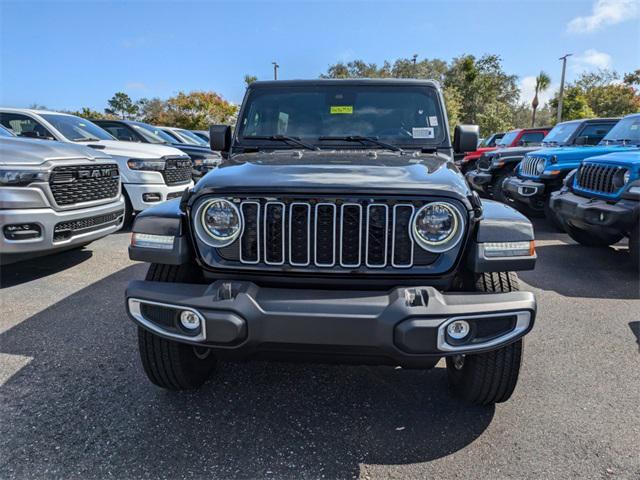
xmin=412 ymin=202 xmax=465 ymax=253
xmin=193 ymin=198 xmax=242 ymax=248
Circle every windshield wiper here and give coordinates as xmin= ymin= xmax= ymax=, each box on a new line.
xmin=74 ymin=137 xmax=100 ymax=142
xmin=616 ymin=139 xmax=639 ymax=145
xmin=249 ymin=135 xmax=319 ymax=151
xmin=318 ymin=135 xmax=404 ymax=153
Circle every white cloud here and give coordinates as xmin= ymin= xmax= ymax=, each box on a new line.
xmin=572 ymin=49 xmax=613 ymax=70
xmin=520 ymin=76 xmax=558 ymax=107
xmin=125 ymin=82 xmax=147 ymax=90
xmin=567 ymin=0 xmax=640 ymax=33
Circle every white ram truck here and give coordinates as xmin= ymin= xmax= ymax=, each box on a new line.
xmin=0 ymin=109 xmax=193 ymax=225
xmin=0 ymin=132 xmax=125 ymax=264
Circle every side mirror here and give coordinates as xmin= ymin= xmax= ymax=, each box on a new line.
xmin=209 ymin=125 xmax=231 ymax=152
xmin=453 ymin=124 xmax=479 ymax=154
xmin=574 ymin=136 xmax=587 ymax=146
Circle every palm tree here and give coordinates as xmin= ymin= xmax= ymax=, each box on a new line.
xmin=531 ymin=71 xmax=551 ymax=127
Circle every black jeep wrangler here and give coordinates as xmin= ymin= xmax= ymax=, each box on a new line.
xmin=126 ymin=79 xmax=537 ymax=405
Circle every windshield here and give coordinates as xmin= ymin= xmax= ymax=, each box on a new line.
xmin=41 ymin=114 xmax=114 ymax=142
xmin=237 ymin=85 xmax=446 ymax=148
xmin=0 ymin=125 xmax=15 ymax=137
xmin=176 ymin=129 xmax=209 ymax=146
xmin=132 ymin=123 xmax=175 ymax=144
xmin=498 ymin=130 xmax=519 ymax=147
xmin=542 ymin=122 xmax=580 ymax=145
xmin=601 ymin=116 xmax=640 ymax=145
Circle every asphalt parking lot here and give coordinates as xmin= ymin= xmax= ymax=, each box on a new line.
xmin=1 ymin=219 xmax=639 ymax=480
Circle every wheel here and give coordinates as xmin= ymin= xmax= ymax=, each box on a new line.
xmin=137 ymin=263 xmax=216 ymax=390
xmin=490 ymin=171 xmax=512 ymax=203
xmin=544 ymin=196 xmax=565 ymax=231
xmin=446 ymin=272 xmax=524 ymax=405
xmin=629 ymin=224 xmax=639 ymax=272
xmin=565 ymin=224 xmax=623 ymax=247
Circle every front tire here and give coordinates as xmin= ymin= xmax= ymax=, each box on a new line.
xmin=490 ymin=171 xmax=512 ymax=204
xmin=137 ymin=263 xmax=216 ymax=390
xmin=446 ymin=272 xmax=524 ymax=405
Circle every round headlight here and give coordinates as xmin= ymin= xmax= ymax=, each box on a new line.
xmin=412 ymin=202 xmax=464 ymax=253
xmin=536 ymin=159 xmax=546 ymax=174
xmin=194 ymin=198 xmax=242 ymax=247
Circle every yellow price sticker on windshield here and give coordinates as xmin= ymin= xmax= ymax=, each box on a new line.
xmin=330 ymin=105 xmax=353 ymax=114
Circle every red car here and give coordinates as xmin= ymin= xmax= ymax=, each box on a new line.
xmin=459 ymin=128 xmax=549 ymax=173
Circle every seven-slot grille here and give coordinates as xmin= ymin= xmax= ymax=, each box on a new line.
xmin=575 ymin=163 xmax=625 ymax=195
xmin=49 ymin=164 xmax=119 ymax=206
xmin=213 ymin=198 xmax=446 ymax=270
xmin=520 ymin=156 xmax=545 ymax=177
xmin=162 ymin=157 xmax=192 ymax=186
xmin=477 ymin=155 xmax=492 ymax=171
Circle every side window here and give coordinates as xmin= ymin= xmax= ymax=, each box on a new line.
xmin=0 ymin=113 xmax=54 ymax=140
xmin=577 ymin=124 xmax=614 ymax=145
xmin=519 ymin=132 xmax=545 ymax=145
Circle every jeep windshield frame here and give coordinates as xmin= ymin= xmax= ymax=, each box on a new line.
xmin=234 ymin=81 xmax=449 ymax=152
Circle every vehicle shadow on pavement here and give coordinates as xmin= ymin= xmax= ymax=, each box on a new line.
xmin=521 ymin=219 xmax=639 ymax=300
xmin=629 ymin=322 xmax=640 ymax=353
xmin=0 ymin=248 xmax=93 ymax=289
xmin=0 ymin=266 xmax=494 ymax=480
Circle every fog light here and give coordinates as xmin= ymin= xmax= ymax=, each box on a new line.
xmin=3 ymin=223 xmax=42 ymax=240
xmin=143 ymin=192 xmax=162 ymax=202
xmin=447 ymin=320 xmax=470 ymax=340
xmin=179 ymin=310 xmax=201 ymax=330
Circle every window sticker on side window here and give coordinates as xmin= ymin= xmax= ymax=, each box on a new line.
xmin=412 ymin=127 xmax=434 ymax=139
xmin=330 ymin=106 xmax=353 ymax=114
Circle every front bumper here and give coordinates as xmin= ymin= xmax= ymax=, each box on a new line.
xmin=126 ymin=280 xmax=536 ymax=367
xmin=466 ymin=170 xmax=493 ymax=193
xmin=1 ymin=197 xmax=125 ymax=261
xmin=124 ymin=182 xmax=193 ymax=212
xmin=503 ymin=177 xmax=546 ymax=209
xmin=550 ymin=190 xmax=640 ymax=234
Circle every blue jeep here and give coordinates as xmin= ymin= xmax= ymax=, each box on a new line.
xmin=550 ymin=150 xmax=640 ymax=270
xmin=503 ymin=113 xmax=640 ymax=227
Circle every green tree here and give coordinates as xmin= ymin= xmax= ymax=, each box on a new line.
xmin=164 ymin=91 xmax=238 ymax=129
xmin=66 ymin=107 xmax=112 ymax=120
xmin=531 ymin=71 xmax=551 ymax=127
xmin=244 ymin=74 xmax=258 ymax=86
xmin=106 ymin=92 xmax=139 ymax=119
xmin=550 ymin=86 xmax=594 ymax=120
xmin=137 ymin=97 xmax=169 ymax=124
xmin=623 ymin=69 xmax=640 ymax=86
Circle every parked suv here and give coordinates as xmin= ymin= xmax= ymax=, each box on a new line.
xmin=125 ymin=79 xmax=538 ymax=405
xmin=0 ymin=109 xmax=193 ymax=225
xmin=550 ymin=150 xmax=640 ymax=270
xmin=93 ymin=119 xmax=222 ymax=180
xmin=467 ymin=119 xmax=618 ymax=202
xmin=504 ymin=114 xmax=639 ymax=227
xmin=459 ymin=128 xmax=549 ymax=174
xmin=0 ymin=136 xmax=124 ymax=264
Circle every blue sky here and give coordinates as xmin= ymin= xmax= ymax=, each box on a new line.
xmin=1 ymin=0 xmax=638 ymax=111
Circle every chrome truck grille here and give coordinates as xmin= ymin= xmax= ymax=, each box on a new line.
xmin=213 ymin=198 xmax=444 ymax=270
xmin=575 ymin=163 xmax=626 ymax=195
xmin=49 ymin=164 xmax=120 ymax=206
xmin=520 ymin=156 xmax=545 ymax=177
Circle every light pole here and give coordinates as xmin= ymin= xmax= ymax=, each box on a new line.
xmin=557 ymin=54 xmax=572 ymax=123
xmin=272 ymin=62 xmax=279 ymax=80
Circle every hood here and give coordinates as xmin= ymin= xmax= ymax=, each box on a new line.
xmin=83 ymin=139 xmax=188 ymax=159
xmin=194 ymin=150 xmax=470 ymax=199
xmin=526 ymin=144 xmax=635 ymax=162
xmin=582 ymin=150 xmax=640 ymax=168
xmin=171 ymin=144 xmax=220 ymax=158
xmin=0 ymin=137 xmax=111 ymax=166
xmin=486 ymin=145 xmax=542 ymax=158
